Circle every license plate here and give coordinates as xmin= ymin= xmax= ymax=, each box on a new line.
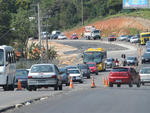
xmin=116 ymin=80 xmax=122 ymax=82
xmin=38 ymin=80 xmax=46 ymax=83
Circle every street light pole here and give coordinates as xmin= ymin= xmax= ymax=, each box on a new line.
xmin=81 ymin=0 xmax=84 ymax=26
xmin=37 ymin=3 xmax=43 ymax=63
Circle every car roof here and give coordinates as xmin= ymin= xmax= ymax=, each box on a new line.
xmin=32 ymin=64 xmax=55 ymax=66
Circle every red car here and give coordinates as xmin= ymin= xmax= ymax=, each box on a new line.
xmin=108 ymin=67 xmax=140 ymax=87
xmin=70 ymin=34 xmax=78 ymax=39
xmin=86 ymin=62 xmax=98 ymax=75
xmin=108 ymin=35 xmax=116 ymax=41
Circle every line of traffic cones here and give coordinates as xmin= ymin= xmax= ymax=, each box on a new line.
xmin=17 ymin=79 xmax=22 ymax=90
xmin=69 ymin=77 xmax=74 ymax=88
xmin=91 ymin=76 xmax=96 ymax=88
xmin=102 ymin=77 xmax=109 ymax=87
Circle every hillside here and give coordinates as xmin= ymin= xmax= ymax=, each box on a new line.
xmin=64 ymin=16 xmax=150 ymax=38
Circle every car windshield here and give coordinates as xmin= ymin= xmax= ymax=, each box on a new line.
xmin=112 ymin=68 xmax=128 ymax=72
xmin=16 ymin=70 xmax=28 ymax=78
xmin=68 ymin=70 xmax=80 ymax=74
xmin=78 ymin=65 xmax=88 ymax=69
xmin=143 ymin=53 xmax=150 ymax=57
xmin=140 ymin=68 xmax=150 ymax=74
xmin=127 ymin=57 xmax=135 ymax=60
xmin=87 ymin=63 xmax=95 ymax=67
xmin=0 ymin=49 xmax=4 ymax=66
xmin=107 ymin=58 xmax=113 ymax=62
xmin=59 ymin=68 xmax=66 ymax=73
xmin=83 ymin=52 xmax=102 ymax=63
xmin=146 ymin=49 xmax=150 ymax=52
xmin=31 ymin=65 xmax=54 ymax=73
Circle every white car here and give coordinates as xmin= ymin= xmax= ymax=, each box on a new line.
xmin=130 ymin=36 xmax=139 ymax=43
xmin=139 ymin=67 xmax=150 ymax=85
xmin=58 ymin=34 xmax=67 ymax=40
xmin=28 ymin=64 xmax=63 ymax=91
xmin=68 ymin=69 xmax=84 ymax=83
xmin=117 ymin=35 xmax=128 ymax=41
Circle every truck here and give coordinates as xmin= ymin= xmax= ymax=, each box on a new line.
xmin=84 ymin=26 xmax=101 ymax=40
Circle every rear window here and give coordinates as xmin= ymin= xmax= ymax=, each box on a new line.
xmin=140 ymin=68 xmax=150 ymax=74
xmin=31 ymin=65 xmax=54 ymax=73
xmin=112 ymin=68 xmax=128 ymax=72
xmin=68 ymin=70 xmax=80 ymax=74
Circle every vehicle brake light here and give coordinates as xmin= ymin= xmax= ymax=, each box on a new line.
xmin=28 ymin=76 xmax=32 ymax=78
xmin=51 ymin=75 xmax=57 ymax=78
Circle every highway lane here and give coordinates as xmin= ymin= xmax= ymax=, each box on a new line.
xmin=6 ymin=87 xmax=150 ymax=113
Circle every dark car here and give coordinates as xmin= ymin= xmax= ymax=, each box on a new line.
xmin=126 ymin=56 xmax=138 ymax=66
xmin=15 ymin=69 xmax=29 ymax=88
xmin=77 ymin=64 xmax=91 ymax=79
xmin=59 ymin=67 xmax=69 ymax=86
xmin=108 ymin=67 xmax=140 ymax=87
xmin=142 ymin=52 xmax=150 ymax=64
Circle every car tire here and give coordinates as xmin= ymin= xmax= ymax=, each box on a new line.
xmin=59 ymin=84 xmax=63 ymax=90
xmin=109 ymin=82 xmax=113 ymax=87
xmin=33 ymin=87 xmax=37 ymax=91
xmin=87 ymin=76 xmax=90 ymax=79
xmin=136 ymin=82 xmax=141 ymax=88
xmin=142 ymin=82 xmax=145 ymax=86
xmin=27 ymin=86 xmax=32 ymax=91
xmin=79 ymin=80 xmax=83 ymax=83
xmin=117 ymin=84 xmax=121 ymax=87
xmin=96 ymin=72 xmax=98 ymax=75
xmin=54 ymin=85 xmax=58 ymax=91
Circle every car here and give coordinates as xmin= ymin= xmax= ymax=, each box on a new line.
xmin=130 ymin=36 xmax=140 ymax=43
xmin=146 ymin=48 xmax=150 ymax=53
xmin=15 ymin=69 xmax=29 ymax=88
xmin=126 ymin=35 xmax=133 ymax=42
xmin=58 ymin=34 xmax=67 ymax=40
xmin=139 ymin=67 xmax=150 ymax=85
xmin=77 ymin=64 xmax=91 ymax=79
xmin=108 ymin=35 xmax=116 ymax=41
xmin=117 ymin=35 xmax=128 ymax=41
xmin=126 ymin=56 xmax=138 ymax=66
xmin=70 ymin=34 xmax=78 ymax=39
xmin=105 ymin=58 xmax=116 ymax=68
xmin=68 ymin=69 xmax=83 ymax=83
xmin=66 ymin=65 xmax=78 ymax=70
xmin=59 ymin=67 xmax=70 ymax=86
xmin=86 ymin=62 xmax=98 ymax=75
xmin=146 ymin=41 xmax=150 ymax=48
xmin=108 ymin=67 xmax=140 ymax=87
xmin=51 ymin=30 xmax=61 ymax=39
xmin=27 ymin=64 xmax=63 ymax=91
xmin=141 ymin=52 xmax=150 ymax=64
xmin=41 ymin=31 xmax=51 ymax=39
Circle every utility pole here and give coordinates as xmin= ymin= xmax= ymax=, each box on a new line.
xmin=81 ymin=0 xmax=84 ymax=26
xmin=37 ymin=3 xmax=43 ymax=63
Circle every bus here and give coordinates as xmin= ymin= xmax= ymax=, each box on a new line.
xmin=140 ymin=32 xmax=150 ymax=45
xmin=83 ymin=48 xmax=107 ymax=71
xmin=0 ymin=45 xmax=16 ymax=91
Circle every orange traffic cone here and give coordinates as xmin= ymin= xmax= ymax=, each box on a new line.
xmin=91 ymin=76 xmax=96 ymax=88
xmin=105 ymin=77 xmax=109 ymax=87
xmin=17 ymin=79 xmax=22 ymax=90
xmin=69 ymin=77 xmax=74 ymax=88
xmin=102 ymin=77 xmax=105 ymax=86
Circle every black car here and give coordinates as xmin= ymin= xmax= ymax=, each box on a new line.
xmin=142 ymin=52 xmax=150 ymax=64
xmin=77 ymin=64 xmax=91 ymax=79
xmin=59 ymin=67 xmax=69 ymax=86
xmin=15 ymin=69 xmax=29 ymax=88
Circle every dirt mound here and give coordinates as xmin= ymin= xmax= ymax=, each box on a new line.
xmin=64 ymin=17 xmax=150 ymax=38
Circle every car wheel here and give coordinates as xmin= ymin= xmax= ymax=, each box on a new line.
xmin=27 ymin=86 xmax=32 ymax=91
xmin=136 ymin=82 xmax=141 ymax=88
xmin=33 ymin=87 xmax=37 ymax=91
xmin=59 ymin=84 xmax=63 ymax=90
xmin=117 ymin=84 xmax=121 ymax=87
xmin=79 ymin=80 xmax=83 ymax=83
xmin=96 ymin=72 xmax=98 ymax=75
xmin=136 ymin=63 xmax=138 ymax=66
xmin=87 ymin=76 xmax=90 ymax=79
xmin=142 ymin=82 xmax=145 ymax=86
xmin=9 ymin=84 xmax=15 ymax=91
xmin=109 ymin=82 xmax=113 ymax=87
xmin=54 ymin=85 xmax=58 ymax=91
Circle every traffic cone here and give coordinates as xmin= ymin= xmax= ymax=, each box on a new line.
xmin=69 ymin=77 xmax=74 ymax=88
xmin=17 ymin=79 xmax=22 ymax=90
xmin=105 ymin=77 xmax=109 ymax=87
xmin=102 ymin=77 xmax=105 ymax=86
xmin=91 ymin=76 xmax=96 ymax=88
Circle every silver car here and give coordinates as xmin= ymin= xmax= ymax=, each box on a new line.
xmin=105 ymin=58 xmax=116 ymax=68
xmin=140 ymin=67 xmax=150 ymax=85
xmin=27 ymin=64 xmax=62 ymax=91
xmin=126 ymin=56 xmax=138 ymax=66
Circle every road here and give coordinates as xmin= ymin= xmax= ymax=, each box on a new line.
xmin=6 ymin=87 xmax=150 ymax=113
xmin=1 ymin=40 xmax=150 ymax=113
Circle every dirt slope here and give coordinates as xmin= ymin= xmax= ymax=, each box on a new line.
xmin=64 ymin=16 xmax=150 ymax=38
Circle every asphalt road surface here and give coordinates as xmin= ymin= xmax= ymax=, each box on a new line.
xmin=6 ymin=87 xmax=150 ymax=113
